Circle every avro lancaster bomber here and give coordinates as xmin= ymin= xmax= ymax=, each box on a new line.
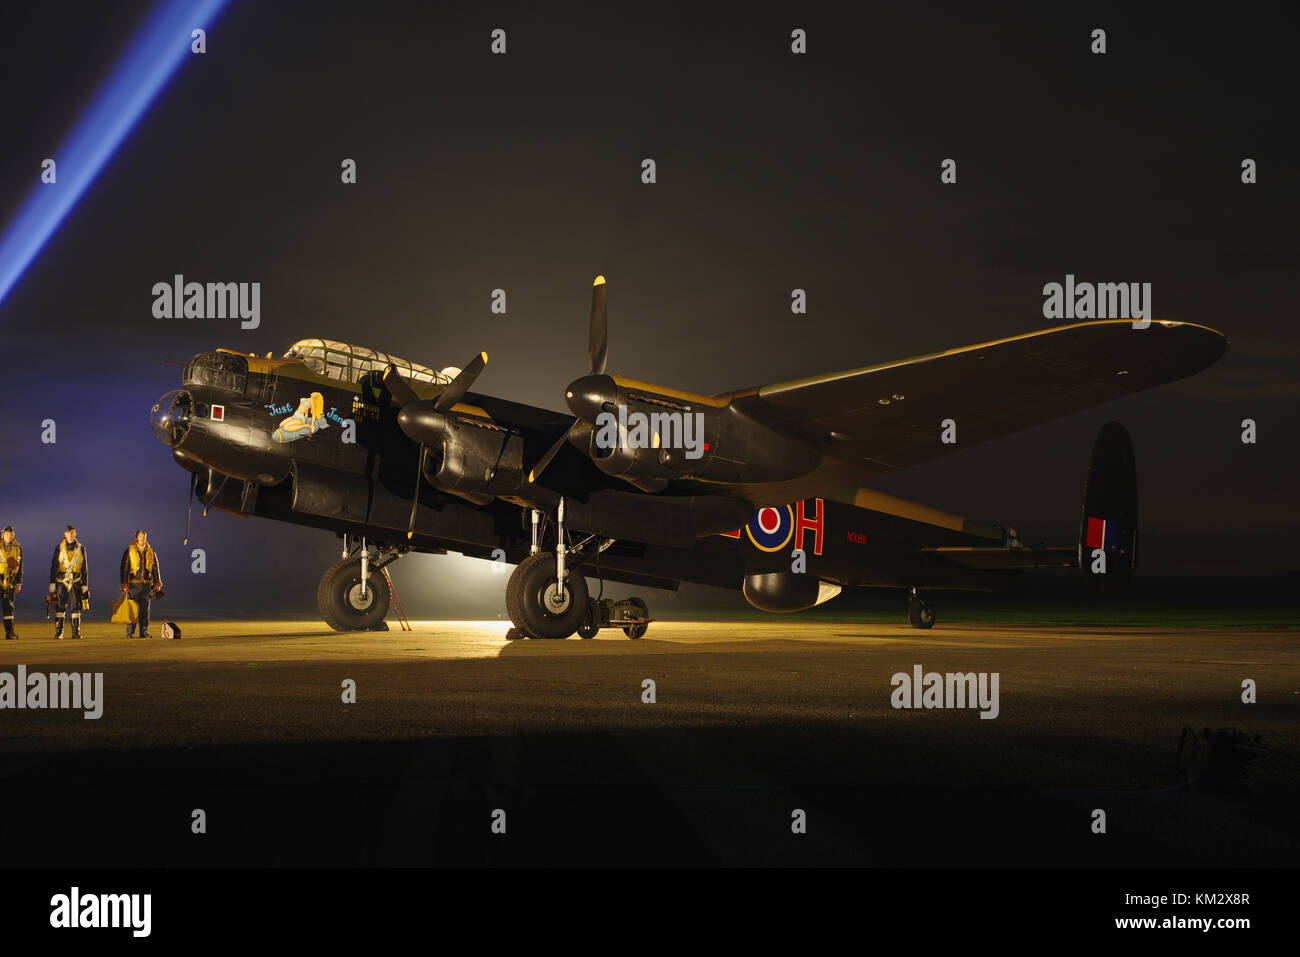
xmin=151 ymin=277 xmax=1227 ymax=637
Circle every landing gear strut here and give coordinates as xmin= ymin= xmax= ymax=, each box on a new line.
xmin=504 ymin=499 xmax=648 ymax=639
xmin=907 ymin=587 xmax=936 ymax=629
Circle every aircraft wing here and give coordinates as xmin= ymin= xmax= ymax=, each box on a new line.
xmin=714 ymin=319 xmax=1226 ymax=503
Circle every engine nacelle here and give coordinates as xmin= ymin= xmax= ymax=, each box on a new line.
xmin=585 ymin=395 xmax=692 ymax=492
xmin=742 ymin=573 xmax=842 ymax=613
xmin=568 ymin=375 xmax=820 ymax=492
xmin=426 ymin=417 xmax=525 ymax=505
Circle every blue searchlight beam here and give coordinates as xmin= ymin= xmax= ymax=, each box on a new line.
xmin=0 ymin=0 xmax=229 ymax=308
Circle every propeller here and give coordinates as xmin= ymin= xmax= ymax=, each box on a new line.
xmin=435 ymin=351 xmax=487 ymax=413
xmin=588 ymin=274 xmax=608 ymax=376
xmin=529 ymin=420 xmax=584 ymax=484
xmin=406 ymin=445 xmax=427 ymax=538
xmin=529 ymin=276 xmax=615 ymax=483
xmin=383 ymin=353 xmax=488 ymax=537
xmin=183 ymin=471 xmax=197 ymax=545
xmin=382 ymin=365 xmax=420 ymax=407
xmin=201 ymin=470 xmax=229 ymax=517
xmin=385 ymin=352 xmax=488 ymax=445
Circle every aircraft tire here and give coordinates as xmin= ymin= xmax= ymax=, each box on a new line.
xmin=507 ymin=552 xmax=588 ymax=639
xmin=907 ymin=598 xmax=935 ymax=629
xmin=622 ymin=597 xmax=649 ymax=639
xmin=318 ymin=556 xmax=391 ymax=632
xmin=576 ymin=600 xmax=600 ymax=639
xmin=504 ymin=555 xmax=540 ymax=635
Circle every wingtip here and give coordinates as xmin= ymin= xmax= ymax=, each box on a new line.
xmin=1154 ymin=319 xmax=1231 ymax=358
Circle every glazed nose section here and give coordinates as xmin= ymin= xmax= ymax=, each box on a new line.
xmin=151 ymin=390 xmax=192 ymax=447
xmin=565 ymin=374 xmax=617 ymax=422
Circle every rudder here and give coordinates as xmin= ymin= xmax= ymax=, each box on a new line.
xmin=1078 ymin=421 xmax=1138 ymax=594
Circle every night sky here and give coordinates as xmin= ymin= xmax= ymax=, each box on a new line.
xmin=0 ymin=1 xmax=1296 ymax=618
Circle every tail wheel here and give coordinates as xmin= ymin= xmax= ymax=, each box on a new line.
xmin=623 ymin=597 xmax=649 ymax=639
xmin=576 ymin=599 xmax=600 ymax=639
xmin=317 ymin=556 xmax=391 ymax=632
xmin=506 ymin=552 xmax=589 ymax=639
xmin=907 ymin=598 xmax=935 ymax=629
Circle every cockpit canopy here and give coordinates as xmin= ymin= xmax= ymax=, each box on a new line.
xmin=283 ymin=339 xmax=455 ymax=386
xmin=184 ymin=351 xmax=247 ymax=392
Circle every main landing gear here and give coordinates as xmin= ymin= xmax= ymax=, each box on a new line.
xmin=318 ymin=536 xmax=409 ymax=632
xmin=504 ymin=499 xmax=652 ymax=640
xmin=907 ymin=586 xmax=936 ymax=629
xmin=505 ymin=550 xmax=589 ymax=638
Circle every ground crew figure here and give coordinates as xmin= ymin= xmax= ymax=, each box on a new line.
xmin=1 ymin=526 xmax=21 ymax=639
xmin=119 ymin=530 xmax=162 ymax=638
xmin=49 ymin=525 xmax=89 ymax=639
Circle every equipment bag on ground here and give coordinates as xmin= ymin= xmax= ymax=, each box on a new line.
xmin=110 ymin=593 xmax=139 ymax=624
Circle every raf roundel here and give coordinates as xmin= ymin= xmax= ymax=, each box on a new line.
xmin=746 ymin=505 xmax=795 ymax=552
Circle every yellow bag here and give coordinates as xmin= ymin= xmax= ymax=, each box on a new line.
xmin=110 ymin=592 xmax=139 ymax=624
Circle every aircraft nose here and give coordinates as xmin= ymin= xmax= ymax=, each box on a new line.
xmin=151 ymin=390 xmax=192 ymax=447
xmin=565 ymin=374 xmax=617 ymax=422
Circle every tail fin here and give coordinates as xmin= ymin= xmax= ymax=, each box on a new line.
xmin=1077 ymin=421 xmax=1138 ymax=594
